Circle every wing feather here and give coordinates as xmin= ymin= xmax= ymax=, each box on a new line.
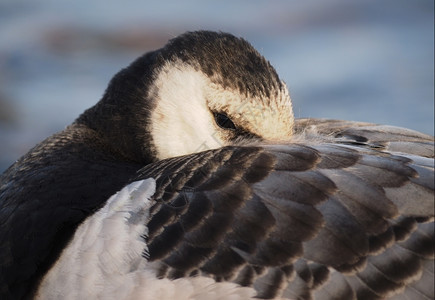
xmin=132 ymin=120 xmax=434 ymax=299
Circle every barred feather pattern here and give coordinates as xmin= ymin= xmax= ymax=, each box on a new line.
xmin=134 ymin=120 xmax=434 ymax=300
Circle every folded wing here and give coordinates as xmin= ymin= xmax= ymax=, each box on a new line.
xmin=137 ymin=120 xmax=434 ymax=299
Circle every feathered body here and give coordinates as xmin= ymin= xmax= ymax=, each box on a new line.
xmin=0 ymin=31 xmax=433 ymax=300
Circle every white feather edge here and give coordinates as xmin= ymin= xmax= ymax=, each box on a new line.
xmin=35 ymin=178 xmax=261 ymax=300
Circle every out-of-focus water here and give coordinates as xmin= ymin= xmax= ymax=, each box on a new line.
xmin=0 ymin=0 xmax=433 ymax=172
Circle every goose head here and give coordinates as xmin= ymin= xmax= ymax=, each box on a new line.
xmin=77 ymin=31 xmax=294 ymax=163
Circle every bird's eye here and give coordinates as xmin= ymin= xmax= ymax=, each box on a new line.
xmin=213 ymin=112 xmax=236 ymax=130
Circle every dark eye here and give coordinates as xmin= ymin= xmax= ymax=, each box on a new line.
xmin=213 ymin=112 xmax=236 ymax=130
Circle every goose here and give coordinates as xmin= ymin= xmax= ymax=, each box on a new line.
xmin=0 ymin=31 xmax=433 ymax=300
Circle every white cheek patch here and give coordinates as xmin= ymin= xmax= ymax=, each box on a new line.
xmin=148 ymin=60 xmax=295 ymax=160
xmin=148 ymin=61 xmax=295 ymax=161
xmin=149 ymin=63 xmax=226 ymax=159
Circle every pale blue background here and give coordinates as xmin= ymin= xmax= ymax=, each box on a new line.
xmin=0 ymin=0 xmax=433 ymax=172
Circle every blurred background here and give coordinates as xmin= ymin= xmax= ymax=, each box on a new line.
xmin=0 ymin=0 xmax=433 ymax=172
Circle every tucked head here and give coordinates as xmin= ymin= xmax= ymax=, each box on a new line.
xmin=77 ymin=31 xmax=294 ymax=162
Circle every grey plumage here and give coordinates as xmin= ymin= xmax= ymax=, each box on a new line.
xmin=137 ymin=120 xmax=434 ymax=299
xmin=0 ymin=31 xmax=433 ymax=300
